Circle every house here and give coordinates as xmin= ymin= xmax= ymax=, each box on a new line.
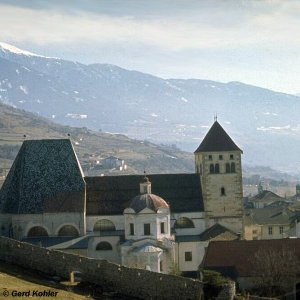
xmin=244 ymin=206 xmax=296 ymax=240
xmin=201 ymin=239 xmax=300 ymax=292
xmin=0 ymin=120 xmax=244 ymax=274
xmin=248 ymin=189 xmax=284 ymax=208
xmin=101 ymin=156 xmax=126 ymax=170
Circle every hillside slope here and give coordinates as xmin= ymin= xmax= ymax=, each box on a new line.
xmin=0 ymin=103 xmax=194 ymax=177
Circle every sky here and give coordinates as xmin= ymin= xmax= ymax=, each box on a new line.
xmin=1 ymin=0 xmax=300 ymax=94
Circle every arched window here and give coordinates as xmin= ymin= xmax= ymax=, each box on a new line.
xmin=221 ymin=187 xmax=226 ymax=196
xmin=209 ymin=164 xmax=214 ymax=174
xmin=215 ymin=163 xmax=220 ymax=174
xmin=27 ymin=226 xmax=48 ymax=237
xmin=96 ymin=241 xmax=113 ymax=251
xmin=231 ymin=162 xmax=236 ymax=173
xmin=174 ymin=217 xmax=195 ymax=229
xmin=58 ymin=225 xmax=79 ymax=237
xmin=93 ymin=219 xmax=116 ymax=232
xmin=226 ymin=163 xmax=230 ymax=173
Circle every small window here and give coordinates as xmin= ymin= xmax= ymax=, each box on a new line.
xmin=160 ymin=260 xmax=163 ymax=272
xmin=230 ymin=154 xmax=234 ymax=160
xmin=279 ymin=226 xmax=284 ymax=234
xmin=226 ymin=163 xmax=230 ymax=173
xmin=268 ymin=226 xmax=273 ymax=235
xmin=252 ymin=229 xmax=257 ymax=235
xmin=209 ymin=164 xmax=214 ymax=174
xmin=94 ymin=219 xmax=116 ymax=232
xmin=174 ymin=217 xmax=195 ymax=229
xmin=231 ymin=162 xmax=236 ymax=173
xmin=221 ymin=187 xmax=226 ymax=196
xmin=185 ymin=251 xmax=192 ymax=262
xmin=215 ymin=163 xmax=220 ymax=174
xmin=208 ymin=155 xmax=213 ymax=160
xmin=219 ymin=155 xmax=223 ymax=160
xmin=96 ymin=241 xmax=113 ymax=251
xmin=144 ymin=223 xmax=150 ymax=235
xmin=130 ymin=223 xmax=134 ymax=235
xmin=160 ymin=222 xmax=165 ymax=234
xmin=58 ymin=225 xmax=79 ymax=237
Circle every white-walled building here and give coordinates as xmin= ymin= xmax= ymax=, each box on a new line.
xmin=0 ymin=121 xmax=243 ymax=276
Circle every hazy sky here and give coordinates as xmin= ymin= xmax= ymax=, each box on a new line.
xmin=1 ymin=0 xmax=300 ymax=94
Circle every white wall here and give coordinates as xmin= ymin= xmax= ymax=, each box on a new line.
xmin=176 ymin=241 xmax=206 ymax=272
xmin=171 ymin=212 xmax=206 ymax=236
xmin=11 ymin=212 xmax=85 ymax=239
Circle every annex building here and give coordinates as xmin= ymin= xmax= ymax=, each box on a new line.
xmin=0 ymin=121 xmax=243 ymax=275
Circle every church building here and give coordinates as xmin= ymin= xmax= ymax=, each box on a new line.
xmin=0 ymin=121 xmax=243 ymax=275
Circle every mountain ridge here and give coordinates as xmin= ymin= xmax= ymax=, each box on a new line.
xmin=1 ymin=42 xmax=300 ymax=172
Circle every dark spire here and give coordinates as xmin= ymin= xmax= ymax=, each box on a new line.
xmin=194 ymin=121 xmax=242 ymax=153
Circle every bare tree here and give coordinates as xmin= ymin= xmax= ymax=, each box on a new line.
xmin=251 ymin=246 xmax=300 ymax=297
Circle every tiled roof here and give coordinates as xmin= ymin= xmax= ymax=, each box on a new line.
xmin=194 ymin=121 xmax=242 ymax=153
xmin=85 ymin=173 xmax=204 ymax=215
xmin=198 ymin=223 xmax=239 ymax=241
xmin=244 ymin=207 xmax=295 ymax=225
xmin=0 ymin=139 xmax=85 ymax=214
xmin=202 ymin=239 xmax=300 ymax=278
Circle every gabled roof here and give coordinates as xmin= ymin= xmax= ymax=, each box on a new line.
xmin=85 ymin=173 xmax=204 ymax=215
xmin=198 ymin=223 xmax=239 ymax=241
xmin=0 ymin=139 xmax=85 ymax=214
xmin=244 ymin=207 xmax=295 ymax=225
xmin=194 ymin=121 xmax=242 ymax=153
xmin=249 ymin=190 xmax=283 ymax=203
xmin=202 ymin=239 xmax=300 ymax=278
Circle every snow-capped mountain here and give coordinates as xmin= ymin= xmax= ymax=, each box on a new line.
xmin=1 ymin=42 xmax=300 ymax=171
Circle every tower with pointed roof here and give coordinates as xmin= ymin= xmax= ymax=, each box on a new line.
xmin=194 ymin=121 xmax=243 ymax=234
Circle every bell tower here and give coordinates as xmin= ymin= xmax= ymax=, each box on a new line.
xmin=194 ymin=121 xmax=243 ymax=234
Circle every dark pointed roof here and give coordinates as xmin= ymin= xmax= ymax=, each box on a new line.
xmin=0 ymin=139 xmax=85 ymax=214
xmin=194 ymin=121 xmax=242 ymax=153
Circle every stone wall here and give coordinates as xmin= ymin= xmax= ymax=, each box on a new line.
xmin=216 ymin=282 xmax=235 ymax=300
xmin=0 ymin=237 xmax=203 ymax=300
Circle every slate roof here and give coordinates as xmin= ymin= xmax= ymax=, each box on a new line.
xmin=85 ymin=173 xmax=204 ymax=215
xmin=194 ymin=121 xmax=242 ymax=153
xmin=244 ymin=207 xmax=295 ymax=225
xmin=22 ymin=236 xmax=89 ymax=249
xmin=175 ymin=235 xmax=202 ymax=243
xmin=249 ymin=190 xmax=283 ymax=204
xmin=202 ymin=239 xmax=300 ymax=278
xmin=0 ymin=139 xmax=85 ymax=214
xmin=198 ymin=223 xmax=239 ymax=241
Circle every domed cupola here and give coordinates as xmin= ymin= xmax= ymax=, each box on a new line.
xmin=123 ymin=176 xmax=171 ymax=241
xmin=130 ymin=193 xmax=169 ymax=213
xmin=129 ymin=176 xmax=169 ymax=213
